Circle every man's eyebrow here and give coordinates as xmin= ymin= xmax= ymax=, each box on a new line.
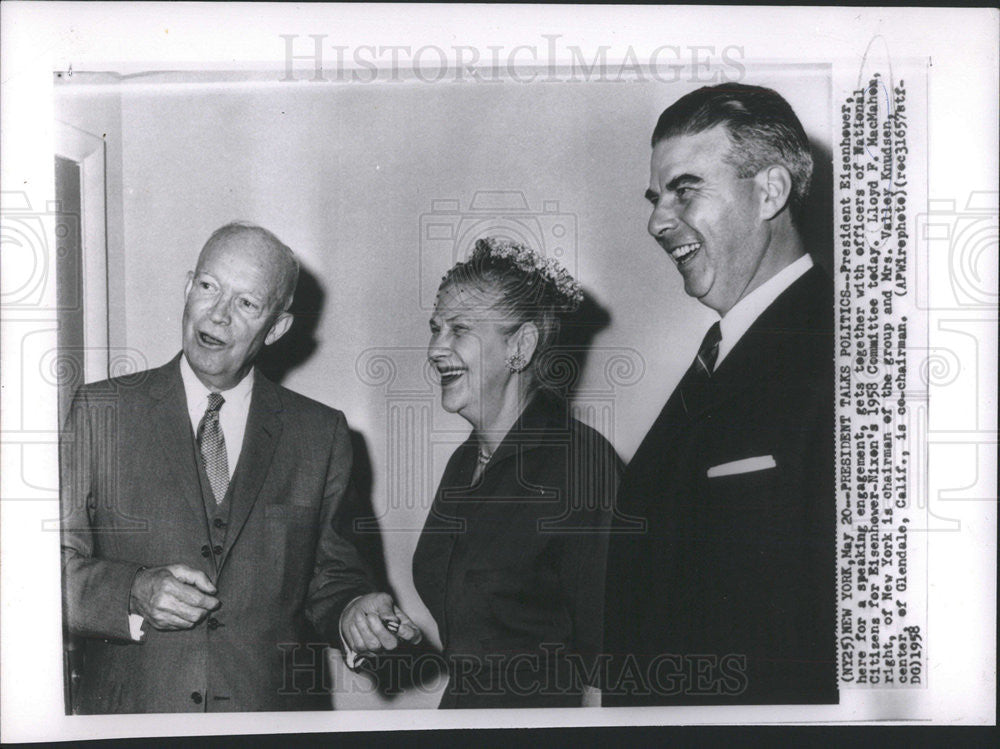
xmin=645 ymin=174 xmax=703 ymax=204
xmin=665 ymin=173 xmax=703 ymax=191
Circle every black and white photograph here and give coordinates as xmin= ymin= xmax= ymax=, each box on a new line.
xmin=1 ymin=3 xmax=996 ymax=742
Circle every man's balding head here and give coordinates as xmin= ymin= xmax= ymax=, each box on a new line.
xmin=196 ymin=222 xmax=300 ymax=311
xmin=183 ymin=222 xmax=298 ymax=390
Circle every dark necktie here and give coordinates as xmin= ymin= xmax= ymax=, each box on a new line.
xmin=678 ymin=321 xmax=722 ymax=414
xmin=197 ymin=392 xmax=229 ymax=504
xmin=691 ymin=321 xmax=722 ymax=379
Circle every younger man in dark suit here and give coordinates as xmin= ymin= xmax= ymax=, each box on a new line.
xmin=603 ymin=84 xmax=837 ymax=705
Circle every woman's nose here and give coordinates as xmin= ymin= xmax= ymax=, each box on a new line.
xmin=427 ymin=334 xmax=448 ymax=361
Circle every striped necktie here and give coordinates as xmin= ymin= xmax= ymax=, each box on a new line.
xmin=678 ymin=321 xmax=722 ymax=415
xmin=197 ymin=392 xmax=229 ymax=504
xmin=692 ymin=321 xmax=722 ymax=379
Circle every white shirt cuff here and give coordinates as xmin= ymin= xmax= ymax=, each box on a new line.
xmin=581 ymin=684 xmax=602 ymax=707
xmin=128 ymin=613 xmax=146 ymax=641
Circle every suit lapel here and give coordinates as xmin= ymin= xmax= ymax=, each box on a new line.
xmin=709 ymin=264 xmax=828 ymax=394
xmin=624 ymin=267 xmax=829 ymax=500
xmin=628 ymin=380 xmax=701 ymax=474
xmin=218 ymin=371 xmax=283 ymax=569
xmin=675 ymin=366 xmax=751 ymax=425
xmin=148 ymin=355 xmax=211 ymax=534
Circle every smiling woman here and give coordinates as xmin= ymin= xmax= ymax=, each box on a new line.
xmin=414 ymin=237 xmax=621 ymax=709
xmin=426 ymin=282 xmax=514 ymax=434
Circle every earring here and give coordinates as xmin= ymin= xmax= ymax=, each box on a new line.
xmin=505 ymin=352 xmax=527 ymax=373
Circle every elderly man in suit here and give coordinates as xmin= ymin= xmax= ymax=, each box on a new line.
xmin=61 ymin=222 xmax=419 ymax=713
xmin=603 ymin=84 xmax=837 ymax=705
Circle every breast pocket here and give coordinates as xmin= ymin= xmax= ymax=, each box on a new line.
xmin=705 ymin=459 xmax=780 ymax=512
xmin=703 ymin=457 xmax=802 ymax=571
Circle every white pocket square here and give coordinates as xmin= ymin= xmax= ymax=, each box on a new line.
xmin=707 ymin=455 xmax=777 ymax=478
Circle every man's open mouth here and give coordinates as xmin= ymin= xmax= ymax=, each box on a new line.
xmin=198 ymin=331 xmax=227 ymax=347
xmin=437 ymin=366 xmax=466 ymax=386
xmin=668 ymin=241 xmax=702 ymax=267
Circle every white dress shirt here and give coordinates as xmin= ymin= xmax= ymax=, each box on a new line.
xmin=128 ymin=357 xmax=255 ymax=640
xmin=179 ymin=355 xmax=254 ymax=480
xmin=714 ymin=254 xmax=814 ymax=370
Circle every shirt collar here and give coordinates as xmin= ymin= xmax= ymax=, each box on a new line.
xmin=179 ymin=353 xmax=255 ymax=411
xmin=716 ymin=254 xmax=814 ymax=368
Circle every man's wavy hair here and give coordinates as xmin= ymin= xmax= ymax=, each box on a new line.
xmin=652 ymin=83 xmax=814 ymax=219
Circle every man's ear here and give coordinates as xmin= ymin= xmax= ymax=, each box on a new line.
xmin=265 ymin=312 xmax=293 ymax=345
xmin=755 ymin=165 xmax=793 ymax=221
xmin=509 ymin=321 xmax=539 ymax=365
xmin=184 ymin=271 xmax=194 ymax=299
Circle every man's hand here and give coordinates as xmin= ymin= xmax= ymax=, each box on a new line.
xmin=340 ymin=592 xmax=422 ymax=655
xmin=129 ymin=564 xmax=220 ymax=631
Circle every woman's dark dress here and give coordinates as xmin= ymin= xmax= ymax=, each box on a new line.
xmin=413 ymin=393 xmax=621 ymax=708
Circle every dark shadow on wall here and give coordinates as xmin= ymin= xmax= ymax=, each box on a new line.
xmin=258 ymin=264 xmax=323 ymax=385
xmin=257 ymin=263 xmax=391 ymax=596
xmin=335 ymin=429 xmax=390 ymax=594
xmin=537 ymin=290 xmax=612 ymax=399
xmin=802 ymin=136 xmax=834 ymax=277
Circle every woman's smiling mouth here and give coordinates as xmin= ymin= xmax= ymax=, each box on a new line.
xmin=437 ymin=366 xmax=466 ymax=386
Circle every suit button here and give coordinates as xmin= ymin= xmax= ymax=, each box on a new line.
xmin=213 ymin=518 xmax=225 ymax=529
xmin=213 ymin=544 xmax=223 ymax=555
xmin=207 ymin=617 xmax=220 ymax=630
xmin=191 ymin=691 xmax=203 ymax=705
xmin=200 ymin=545 xmax=210 ymax=558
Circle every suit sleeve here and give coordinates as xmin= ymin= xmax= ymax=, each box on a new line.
xmin=60 ymin=387 xmax=143 ymax=641
xmin=303 ymin=411 xmax=378 ymax=641
xmin=558 ymin=428 xmax=622 ymax=689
